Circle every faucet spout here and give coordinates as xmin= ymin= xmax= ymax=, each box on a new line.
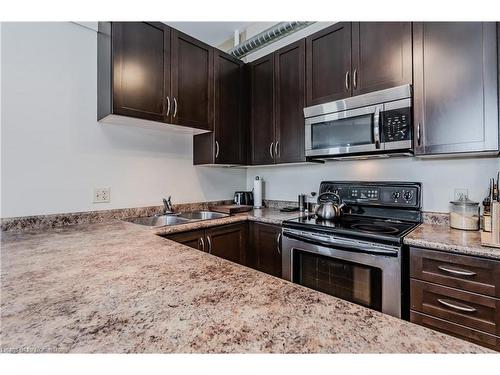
xmin=162 ymin=196 xmax=174 ymax=215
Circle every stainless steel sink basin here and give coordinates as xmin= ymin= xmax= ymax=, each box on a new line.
xmin=178 ymin=211 xmax=229 ymax=220
xmin=124 ymin=210 xmax=228 ymax=227
xmin=124 ymin=215 xmax=190 ymax=227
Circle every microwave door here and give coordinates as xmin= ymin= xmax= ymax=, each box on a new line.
xmin=305 ymin=104 xmax=383 ymax=157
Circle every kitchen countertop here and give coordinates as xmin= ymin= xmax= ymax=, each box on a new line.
xmin=0 ymin=209 xmax=492 ymax=353
xmin=404 ymin=223 xmax=500 ymax=260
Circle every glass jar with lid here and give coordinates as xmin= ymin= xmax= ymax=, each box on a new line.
xmin=449 ymin=195 xmax=480 ymax=231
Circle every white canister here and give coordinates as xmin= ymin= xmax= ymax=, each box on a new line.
xmin=253 ymin=176 xmax=263 ymax=209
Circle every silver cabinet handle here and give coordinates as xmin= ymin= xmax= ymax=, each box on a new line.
xmin=275 ymin=141 xmax=279 ymax=158
xmin=269 ymin=142 xmax=274 ymax=159
xmin=438 ymin=265 xmax=477 ymax=277
xmin=373 ymin=106 xmax=381 ymax=149
xmin=345 ymin=71 xmax=350 ymax=92
xmin=199 ymin=237 xmax=205 ymax=252
xmin=215 ymin=140 xmax=220 ymax=159
xmin=276 ymin=232 xmax=282 ymax=255
xmin=206 ymin=236 xmax=212 ymax=254
xmin=437 ymin=298 xmax=477 ymax=313
xmin=353 ymin=68 xmax=358 ymax=90
xmin=173 ymin=97 xmax=178 ymax=118
xmin=417 ymin=123 xmax=421 ymax=146
xmin=166 ymin=96 xmax=171 ymax=116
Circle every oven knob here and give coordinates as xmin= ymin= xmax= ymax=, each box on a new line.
xmin=403 ymin=191 xmax=413 ymax=201
xmin=391 ymin=191 xmax=401 ymax=200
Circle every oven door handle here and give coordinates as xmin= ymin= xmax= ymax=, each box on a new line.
xmin=283 ymin=230 xmax=399 ymax=257
xmin=373 ymin=106 xmax=381 ymax=149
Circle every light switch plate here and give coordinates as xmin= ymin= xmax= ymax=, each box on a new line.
xmin=93 ymin=188 xmax=111 ymax=203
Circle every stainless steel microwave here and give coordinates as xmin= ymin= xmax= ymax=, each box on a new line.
xmin=304 ymin=85 xmax=413 ymax=159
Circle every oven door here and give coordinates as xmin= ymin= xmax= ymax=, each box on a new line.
xmin=305 ymin=104 xmax=383 ymax=157
xmin=282 ymin=229 xmax=402 ymax=318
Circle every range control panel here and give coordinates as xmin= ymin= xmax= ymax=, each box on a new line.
xmin=319 ymin=181 xmax=421 ymax=209
xmin=382 ymin=107 xmax=412 ymax=142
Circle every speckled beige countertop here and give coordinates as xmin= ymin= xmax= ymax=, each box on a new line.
xmin=404 ymin=223 xmax=500 ymax=260
xmin=0 ymin=209 xmax=492 ymax=353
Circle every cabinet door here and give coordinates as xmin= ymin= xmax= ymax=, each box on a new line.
xmin=351 ymin=22 xmax=412 ymax=95
xmin=249 ymin=222 xmax=282 ymax=278
xmin=214 ymin=51 xmax=246 ymax=164
xmin=194 ymin=51 xmax=245 ymax=165
xmin=306 ymin=22 xmax=352 ymax=106
xmin=249 ymin=54 xmax=275 ymax=165
xmin=167 ymin=229 xmax=205 ymax=251
xmin=205 ymin=223 xmax=247 ymax=265
xmin=112 ymin=22 xmax=170 ymax=122
xmin=413 ymin=22 xmax=499 ymax=155
xmin=171 ymin=30 xmax=214 ymax=130
xmin=274 ymin=40 xmax=306 ymax=164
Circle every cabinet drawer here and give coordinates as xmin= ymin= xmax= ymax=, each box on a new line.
xmin=411 ymin=279 xmax=500 ymax=336
xmin=410 ymin=311 xmax=499 ymax=351
xmin=410 ymin=247 xmax=500 ymax=297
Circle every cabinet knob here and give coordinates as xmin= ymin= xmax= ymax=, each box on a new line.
xmin=345 ymin=71 xmax=350 ymax=92
xmin=215 ymin=140 xmax=220 ymax=159
xmin=269 ymin=142 xmax=274 ymax=159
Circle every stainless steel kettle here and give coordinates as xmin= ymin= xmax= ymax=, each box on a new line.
xmin=315 ymin=192 xmax=346 ymax=220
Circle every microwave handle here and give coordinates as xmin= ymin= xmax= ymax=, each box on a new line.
xmin=373 ymin=106 xmax=381 ymax=149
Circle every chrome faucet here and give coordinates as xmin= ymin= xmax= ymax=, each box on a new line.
xmin=162 ymin=196 xmax=174 ymax=215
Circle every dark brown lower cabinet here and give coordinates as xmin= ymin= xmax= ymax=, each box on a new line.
xmin=166 ymin=223 xmax=247 ymax=265
xmin=248 ymin=222 xmax=282 ymax=278
xmin=206 ymin=223 xmax=247 ymax=265
xmin=167 ymin=229 xmax=205 ymax=251
xmin=410 ymin=246 xmax=500 ymax=351
xmin=165 ymin=221 xmax=283 ymax=278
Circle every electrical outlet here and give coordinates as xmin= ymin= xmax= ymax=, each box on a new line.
xmin=454 ymin=188 xmax=469 ymax=201
xmin=93 ymin=188 xmax=111 ymax=203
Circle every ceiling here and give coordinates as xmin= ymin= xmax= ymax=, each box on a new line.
xmin=164 ymin=22 xmax=253 ymax=47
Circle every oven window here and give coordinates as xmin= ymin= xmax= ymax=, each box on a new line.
xmin=293 ymin=250 xmax=382 ymax=311
xmin=310 ymin=114 xmax=373 ymax=150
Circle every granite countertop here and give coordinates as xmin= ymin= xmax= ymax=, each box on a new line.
xmin=404 ymin=223 xmax=500 ymax=260
xmin=0 ymin=209 xmax=492 ymax=353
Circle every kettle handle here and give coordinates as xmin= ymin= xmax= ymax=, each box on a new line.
xmin=318 ymin=192 xmax=342 ymax=204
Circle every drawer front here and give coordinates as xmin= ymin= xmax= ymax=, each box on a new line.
xmin=411 ymin=279 xmax=500 ymax=335
xmin=410 ymin=247 xmax=500 ymax=297
xmin=410 ymin=311 xmax=499 ymax=351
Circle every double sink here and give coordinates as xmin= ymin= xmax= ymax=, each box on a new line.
xmin=124 ymin=211 xmax=229 ymax=228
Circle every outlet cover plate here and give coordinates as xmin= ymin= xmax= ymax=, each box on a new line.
xmin=93 ymin=188 xmax=111 ymax=203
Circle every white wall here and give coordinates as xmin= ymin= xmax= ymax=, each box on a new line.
xmin=0 ymin=22 xmax=246 ymax=218
xmin=246 ymin=158 xmax=500 ymax=213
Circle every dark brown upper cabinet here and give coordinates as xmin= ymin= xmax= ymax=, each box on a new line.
xmin=249 ymin=54 xmax=275 ymax=165
xmin=351 ymin=22 xmax=412 ymax=95
xmin=306 ymin=22 xmax=412 ymax=106
xmin=98 ymin=22 xmax=213 ymax=133
xmin=170 ymin=30 xmax=214 ymax=131
xmin=274 ymin=40 xmax=306 ymax=164
xmin=194 ymin=50 xmax=246 ymax=165
xmin=306 ymin=22 xmax=352 ymax=106
xmin=249 ymin=40 xmax=306 ymax=165
xmin=413 ymin=22 xmax=499 ymax=156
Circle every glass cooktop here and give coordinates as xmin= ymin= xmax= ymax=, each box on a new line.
xmin=283 ymin=214 xmax=418 ymax=243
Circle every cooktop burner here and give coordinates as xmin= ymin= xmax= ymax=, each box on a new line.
xmin=350 ymin=223 xmax=400 ymax=234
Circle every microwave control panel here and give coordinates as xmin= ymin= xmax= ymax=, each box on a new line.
xmin=382 ymin=107 xmax=412 ymax=142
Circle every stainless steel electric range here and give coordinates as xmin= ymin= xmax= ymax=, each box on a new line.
xmin=282 ymin=181 xmax=422 ymax=319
